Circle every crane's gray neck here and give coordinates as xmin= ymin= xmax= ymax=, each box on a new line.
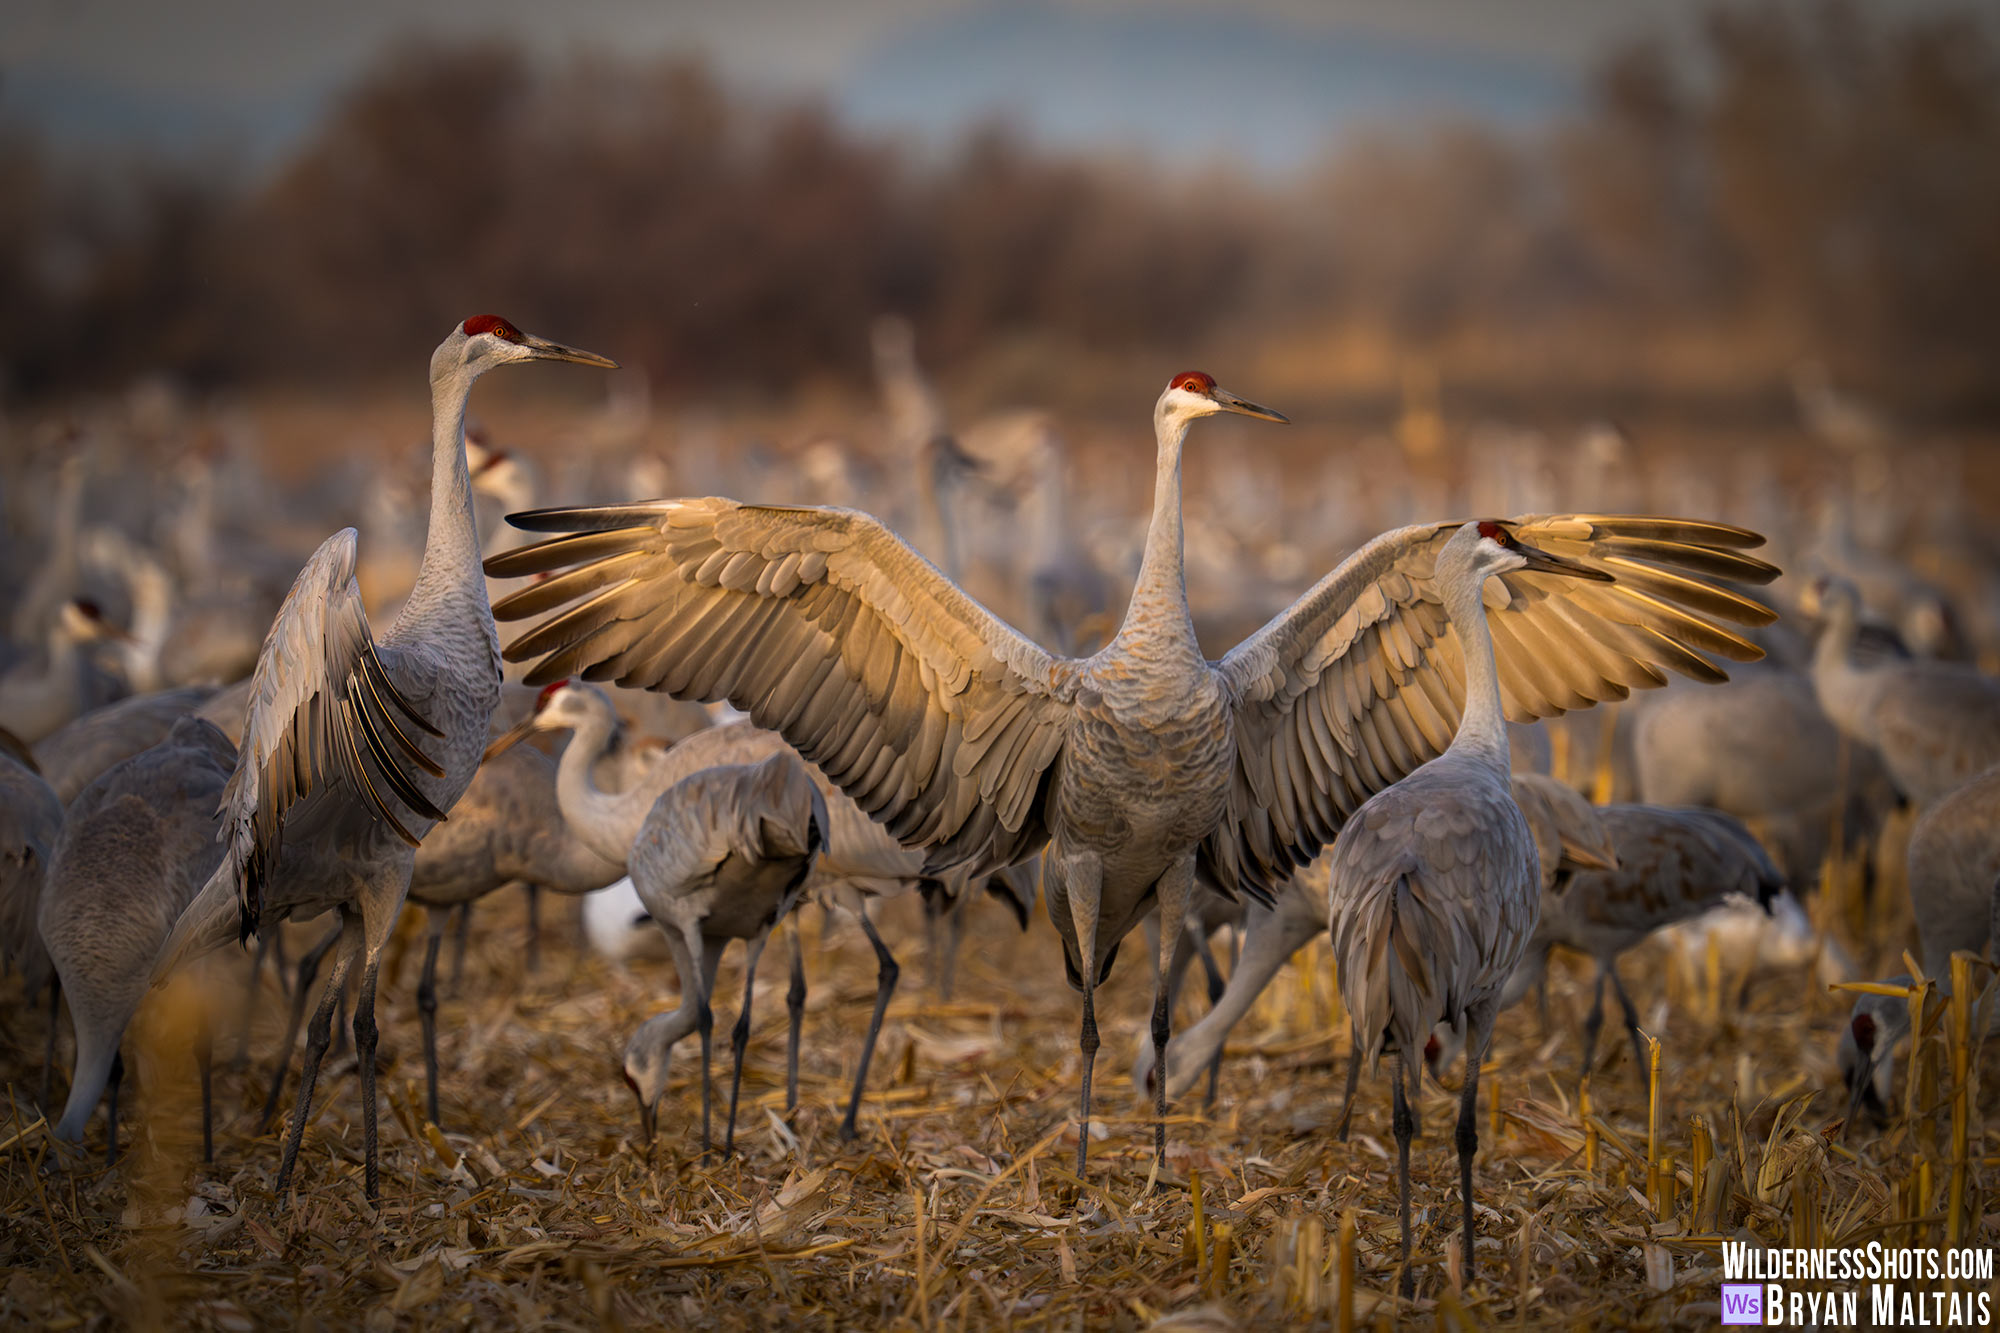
xmin=402 ymin=364 xmax=487 ymax=624
xmin=1441 ymin=564 xmax=1510 ymax=771
xmin=552 ymin=704 xmax=648 ymax=866
xmin=1114 ymin=411 xmax=1198 ymax=653
xmin=1810 ymin=596 xmax=1871 ymax=733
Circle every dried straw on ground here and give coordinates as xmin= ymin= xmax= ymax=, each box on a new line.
xmin=2 ymin=834 xmax=1995 ymax=1330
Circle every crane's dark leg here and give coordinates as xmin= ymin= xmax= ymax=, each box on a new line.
xmin=232 ymin=930 xmax=273 ymax=1068
xmin=448 ymin=902 xmax=472 ymax=991
xmin=103 ymin=1051 xmax=124 ymax=1168
xmin=195 ymin=1008 xmax=214 ymax=1164
xmin=260 ymin=923 xmax=341 ymax=1134
xmin=1392 ymin=1051 xmax=1416 ymax=1298
xmin=1579 ymin=966 xmax=1608 ymax=1086
xmin=1607 ymin=962 xmax=1649 ymax=1093
xmin=1456 ymin=1005 xmax=1493 ymax=1289
xmin=1050 ymin=851 xmax=1104 ymax=1180
xmin=674 ymin=920 xmax=717 ymax=1163
xmin=417 ymin=909 xmax=447 ymax=1127
xmin=350 ymin=889 xmax=404 ymax=1208
xmin=785 ymin=921 xmax=806 ymax=1120
xmin=523 ymin=884 xmax=542 ymax=975
xmin=839 ymin=907 xmax=900 ymax=1142
xmin=1335 ymin=1032 xmax=1363 ymax=1142
xmin=275 ymin=913 xmax=359 ymax=1198
xmin=1148 ymin=858 xmax=1195 ymax=1178
xmin=725 ymin=933 xmax=768 ymax=1156
xmin=40 ymin=977 xmax=60 ymax=1114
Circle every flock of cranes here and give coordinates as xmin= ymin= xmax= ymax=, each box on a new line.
xmin=2 ymin=313 xmax=1996 ymax=1303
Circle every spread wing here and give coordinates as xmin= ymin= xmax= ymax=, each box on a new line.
xmin=485 ymin=499 xmax=1078 ymax=876
xmin=1206 ymin=515 xmax=1778 ymax=900
xmin=220 ymin=528 xmax=446 ymax=938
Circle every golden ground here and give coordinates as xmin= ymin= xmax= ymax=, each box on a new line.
xmin=1 ymin=860 xmax=1995 ymax=1331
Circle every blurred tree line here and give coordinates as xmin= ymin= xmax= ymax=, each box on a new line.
xmin=2 ymin=1 xmax=1996 ymax=413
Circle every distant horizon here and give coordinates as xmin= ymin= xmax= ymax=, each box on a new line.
xmin=5 ymin=0 xmax=1986 ymax=178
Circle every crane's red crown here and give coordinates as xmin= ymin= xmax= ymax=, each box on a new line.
xmin=463 ymin=314 xmax=525 ymax=343
xmin=533 ymin=680 xmax=570 ymax=712
xmin=1168 ymin=371 xmax=1216 ymax=395
xmin=1476 ymin=520 xmax=1509 ymax=543
xmin=1851 ymin=1011 xmax=1876 ymax=1052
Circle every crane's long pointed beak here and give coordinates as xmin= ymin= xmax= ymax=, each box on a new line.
xmin=1213 ymin=388 xmax=1289 ymax=424
xmin=1514 ymin=541 xmax=1616 ymax=582
xmin=483 ymin=715 xmax=538 ymax=764
xmin=522 ymin=333 xmax=620 ymax=369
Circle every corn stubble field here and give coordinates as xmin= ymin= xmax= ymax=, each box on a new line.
xmin=0 ymin=809 xmax=1993 ymax=1331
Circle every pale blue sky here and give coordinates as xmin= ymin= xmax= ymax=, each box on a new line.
xmin=0 ymin=0 xmax=1983 ymax=172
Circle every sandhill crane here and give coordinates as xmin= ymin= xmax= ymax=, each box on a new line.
xmin=33 ymin=685 xmax=215 ymax=803
xmin=1132 ymin=773 xmax=1611 ymax=1104
xmin=149 ymin=315 xmax=616 ymax=1203
xmin=1840 ymin=766 xmax=2000 ymax=1124
xmin=1 ymin=736 xmax=64 ymax=1107
xmin=1326 ymin=522 xmax=1616 ymax=1291
xmin=623 ymin=754 xmax=826 ymax=1158
xmin=1805 ymin=575 xmax=2000 ymax=805
xmin=0 ymin=600 xmax=133 ymax=743
xmin=253 ymin=739 xmax=626 ymax=1132
xmin=485 ymin=370 xmax=1778 ymax=1179
xmin=488 ymin=679 xmax=1029 ymax=1140
xmin=1486 ymin=803 xmax=1784 ymax=1093
xmin=42 ymin=717 xmax=236 ymax=1162
xmin=1628 ymin=667 xmax=1894 ymax=887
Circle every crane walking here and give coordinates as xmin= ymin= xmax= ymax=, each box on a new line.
xmin=150 ymin=316 xmax=616 ymax=1203
xmin=485 ymin=370 xmax=1777 ymax=1182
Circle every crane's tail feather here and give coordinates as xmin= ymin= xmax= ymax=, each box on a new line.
xmin=151 ymin=864 xmax=243 ymax=990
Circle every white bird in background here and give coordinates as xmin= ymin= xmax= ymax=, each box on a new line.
xmin=150 ymin=315 xmax=617 ymax=1203
xmin=1327 ymin=521 xmax=1606 ymax=1293
xmin=486 ymin=367 xmax=1778 ymax=1183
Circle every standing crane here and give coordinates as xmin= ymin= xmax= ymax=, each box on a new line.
xmin=1327 ymin=521 xmax=1605 ymax=1293
xmin=150 ymin=316 xmax=616 ymax=1203
xmin=1805 ymin=575 xmax=2000 ymax=806
xmin=485 ymin=371 xmax=1778 ymax=1180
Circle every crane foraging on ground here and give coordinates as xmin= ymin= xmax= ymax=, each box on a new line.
xmin=42 ymin=717 xmax=236 ymax=1162
xmin=487 ymin=678 xmax=1030 ymax=1142
xmin=485 ymin=370 xmax=1779 ymax=1182
xmin=621 ymin=753 xmax=826 ymax=1159
xmin=1327 ymin=521 xmax=1608 ymax=1293
xmin=150 ymin=316 xmax=617 ymax=1204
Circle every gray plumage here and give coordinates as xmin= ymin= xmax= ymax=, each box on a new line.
xmin=0 ymin=600 xmax=129 ymax=743
xmin=41 ymin=716 xmax=236 ymax=1157
xmin=1839 ymin=767 xmax=2000 ymax=1122
xmin=1500 ymin=803 xmax=1784 ymax=1090
xmin=1630 ymin=667 xmax=1893 ymax=886
xmin=1326 ymin=522 xmax=1594 ymax=1294
xmin=32 ymin=685 xmax=216 ymax=803
xmin=1134 ymin=772 xmax=1612 ymax=1103
xmin=486 ymin=371 xmax=1777 ymax=1177
xmin=622 ymin=752 xmax=827 ymax=1157
xmin=1808 ymin=575 xmax=2000 ymax=806
xmin=0 ymin=742 xmax=63 ymax=1003
xmin=504 ymin=679 xmax=1008 ymax=1141
xmin=148 ymin=317 xmax=615 ymax=1204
